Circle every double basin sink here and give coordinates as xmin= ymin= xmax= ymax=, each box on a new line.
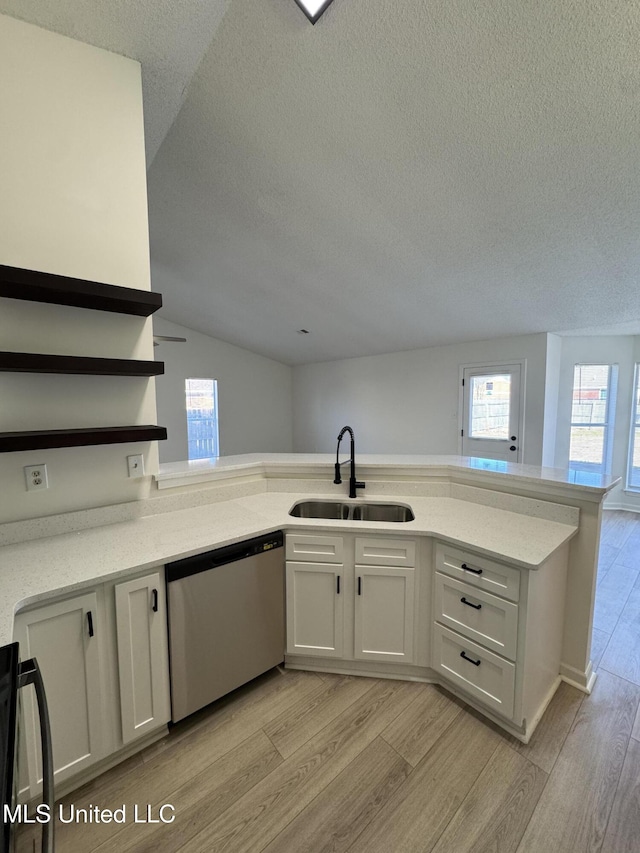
xmin=289 ymin=499 xmax=414 ymax=523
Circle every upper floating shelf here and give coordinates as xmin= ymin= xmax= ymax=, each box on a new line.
xmin=0 ymin=352 xmax=164 ymax=377
xmin=0 ymin=265 xmax=162 ymax=316
xmin=0 ymin=426 xmax=168 ymax=453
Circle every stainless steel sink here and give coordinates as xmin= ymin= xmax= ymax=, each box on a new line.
xmin=351 ymin=503 xmax=415 ymax=522
xmin=289 ymin=500 xmax=414 ymax=523
xmin=289 ymin=500 xmax=349 ymax=520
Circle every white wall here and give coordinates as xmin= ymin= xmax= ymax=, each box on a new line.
xmin=154 ymin=318 xmax=293 ymax=462
xmin=0 ymin=17 xmax=158 ymax=524
xmin=554 ymin=335 xmax=639 ymax=509
xmin=542 ymin=333 xmax=562 ymax=467
xmin=293 ymin=333 xmax=550 ymax=465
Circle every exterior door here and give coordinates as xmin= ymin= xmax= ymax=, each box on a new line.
xmin=461 ymin=364 xmax=523 ymax=462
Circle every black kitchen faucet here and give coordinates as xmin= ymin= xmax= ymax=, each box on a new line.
xmin=333 ymin=425 xmax=366 ymax=499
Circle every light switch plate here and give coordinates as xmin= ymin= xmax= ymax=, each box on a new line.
xmin=127 ymin=454 xmax=145 ymax=478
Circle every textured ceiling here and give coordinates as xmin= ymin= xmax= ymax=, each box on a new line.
xmin=4 ymin=0 xmax=640 ymax=363
xmin=0 ymin=0 xmax=231 ymax=162
xmin=146 ymin=0 xmax=640 ymax=363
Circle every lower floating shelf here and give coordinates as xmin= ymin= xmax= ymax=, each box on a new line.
xmin=0 ymin=426 xmax=167 ymax=453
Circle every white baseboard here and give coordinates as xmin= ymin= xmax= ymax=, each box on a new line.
xmin=560 ymin=660 xmax=596 ymax=694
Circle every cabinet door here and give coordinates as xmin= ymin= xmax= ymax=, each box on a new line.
xmin=286 ymin=562 xmax=344 ymax=657
xmin=354 ymin=566 xmax=415 ymax=664
xmin=115 ymin=572 xmax=170 ymax=745
xmin=15 ymin=591 xmax=105 ymax=797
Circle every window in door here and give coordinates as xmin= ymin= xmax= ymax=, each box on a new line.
xmin=569 ymin=364 xmax=617 ymax=484
xmin=626 ymin=364 xmax=640 ymax=492
xmin=185 ymin=378 xmax=219 ymax=460
xmin=461 ymin=363 xmax=523 ymax=462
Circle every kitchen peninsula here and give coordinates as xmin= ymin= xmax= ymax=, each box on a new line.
xmin=0 ymin=454 xmax=617 ymax=794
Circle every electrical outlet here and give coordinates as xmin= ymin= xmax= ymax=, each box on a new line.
xmin=127 ymin=454 xmax=145 ymax=478
xmin=24 ymin=464 xmax=48 ymax=492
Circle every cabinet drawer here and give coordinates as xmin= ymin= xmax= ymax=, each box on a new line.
xmin=432 ymin=624 xmax=515 ymax=720
xmin=355 ymin=537 xmax=416 ymax=568
xmin=434 ymin=572 xmax=518 ymax=660
xmin=435 ymin=543 xmax=520 ymax=602
xmin=286 ymin=534 xmax=343 ymax=563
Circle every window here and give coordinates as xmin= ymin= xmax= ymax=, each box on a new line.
xmin=569 ymin=364 xmax=617 ymax=484
xmin=627 ymin=364 xmax=640 ymax=492
xmin=185 ymin=378 xmax=219 ymax=460
xmin=469 ymin=373 xmax=512 ymax=439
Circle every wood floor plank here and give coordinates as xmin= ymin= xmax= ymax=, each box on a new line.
xmin=262 ymin=737 xmax=411 ymax=853
xmin=380 ymin=683 xmax=464 ymax=767
xmin=515 ymin=670 xmax=640 ymax=853
xmin=346 ymin=711 xmax=501 ymax=853
xmin=91 ymin=731 xmax=282 ymax=853
xmin=264 ymin=674 xmax=375 ymax=758
xmin=598 ymin=543 xmax=620 ymax=580
xmin=513 ymin=680 xmax=584 ymax=774
xmin=600 ymin=577 xmax=640 ymax=685
xmin=142 ymin=668 xmax=323 ymax=761
xmin=591 ymin=627 xmax=610 ymax=670
xmin=178 ymin=679 xmax=423 ymax=853
xmin=51 ymin=670 xmax=322 ymax=853
xmin=430 ymin=742 xmax=547 ymax=853
xmin=613 ymin=528 xmax=640 ymax=570
xmin=593 ymin=564 xmax=638 ymax=633
xmin=601 ymin=737 xmax=640 ymax=853
xmin=600 ymin=511 xmax=637 ymax=549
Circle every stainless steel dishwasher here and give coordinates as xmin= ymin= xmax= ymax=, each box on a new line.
xmin=165 ymin=531 xmax=284 ymax=722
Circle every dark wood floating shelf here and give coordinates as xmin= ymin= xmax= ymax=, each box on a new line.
xmin=0 ymin=352 xmax=164 ymax=377
xmin=0 ymin=265 xmax=162 ymax=316
xmin=0 ymin=426 xmax=167 ymax=453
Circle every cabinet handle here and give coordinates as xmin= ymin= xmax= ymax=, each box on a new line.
xmin=358 ymin=576 xmax=362 ymax=596
xmin=336 ymin=575 xmax=341 ymax=595
xmin=461 ymin=563 xmax=483 ymax=575
xmin=152 ymin=588 xmax=159 ymax=612
xmin=87 ymin=611 xmax=94 ymax=638
xmin=461 ymin=597 xmax=482 ymax=610
xmin=460 ymin=651 xmax=481 ymax=667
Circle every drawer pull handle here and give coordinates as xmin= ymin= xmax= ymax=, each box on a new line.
xmin=152 ymin=588 xmax=159 ymax=612
xmin=461 ymin=597 xmax=482 ymax=610
xmin=460 ymin=651 xmax=481 ymax=667
xmin=337 ymin=575 xmax=341 ymax=595
xmin=87 ymin=611 xmax=94 ymax=638
xmin=358 ymin=576 xmax=362 ymax=596
xmin=461 ymin=563 xmax=483 ymax=575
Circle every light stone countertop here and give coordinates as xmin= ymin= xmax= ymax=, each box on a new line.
xmin=0 ymin=489 xmax=578 ymax=647
xmin=156 ymin=452 xmax=620 ymax=496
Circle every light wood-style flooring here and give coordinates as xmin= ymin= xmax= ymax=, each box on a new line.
xmin=17 ymin=510 xmax=640 ymax=853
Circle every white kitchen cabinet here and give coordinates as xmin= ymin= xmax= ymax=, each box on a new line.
xmin=286 ymin=533 xmax=418 ymax=667
xmin=432 ymin=542 xmax=568 ymax=736
xmin=354 ymin=565 xmax=415 ymax=663
xmin=286 ymin=560 xmax=344 ymax=658
xmin=15 ymin=590 xmax=107 ymax=798
xmin=15 ymin=568 xmax=171 ymax=799
xmin=115 ymin=572 xmax=171 ymax=744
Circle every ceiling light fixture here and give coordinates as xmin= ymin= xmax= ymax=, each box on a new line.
xmin=293 ymin=0 xmax=336 ymax=25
